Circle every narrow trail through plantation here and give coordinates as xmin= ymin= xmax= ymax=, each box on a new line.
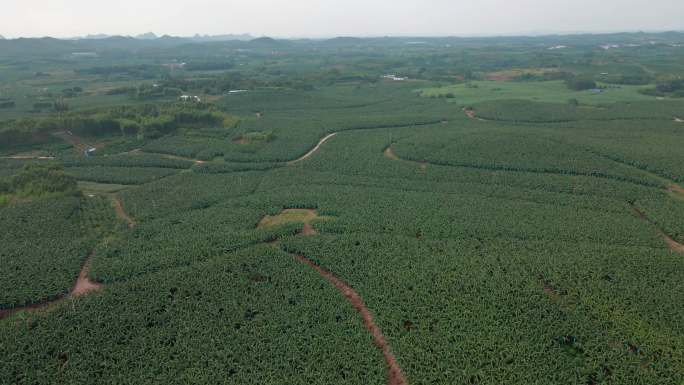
xmin=383 ymin=143 xmax=684 ymax=253
xmin=262 ymin=218 xmax=408 ymax=385
xmin=1 ymin=196 xmax=139 ymax=320
xmin=0 ymin=251 xmax=101 ymax=320
xmin=632 ymin=206 xmax=684 ymax=253
xmin=292 ymin=251 xmax=408 ymax=385
xmin=288 ymin=133 xmax=338 ymax=165
xmin=112 ymin=195 xmax=136 ymax=228
xmin=53 ymin=131 xmax=90 ymax=154
xmin=1 ymin=155 xmax=55 ymax=160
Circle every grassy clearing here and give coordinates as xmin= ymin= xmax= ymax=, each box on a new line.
xmin=484 ymin=68 xmax=560 ymax=81
xmin=419 ymin=80 xmax=659 ymax=105
xmin=258 ymin=209 xmax=332 ymax=229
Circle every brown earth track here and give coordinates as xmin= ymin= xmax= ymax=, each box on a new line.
xmin=383 ymin=147 xmax=400 ymax=161
xmin=293 ymin=253 xmax=408 ymax=385
xmin=1 ymin=156 xmax=55 ymax=160
xmin=462 ymin=108 xmax=488 ymax=122
xmin=669 ymin=184 xmax=684 ymax=196
xmin=72 ymin=251 xmax=102 ymax=296
xmin=301 ymin=222 xmax=318 ymax=236
xmin=632 ymin=206 xmax=684 ymax=253
xmin=0 ymin=251 xmax=101 ymax=320
xmin=288 ymin=133 xmax=338 ymax=165
xmin=112 ymin=195 xmax=136 ymax=228
xmin=463 ymin=108 xmax=477 ymax=119
xmin=383 ymin=147 xmax=426 ymax=170
xmin=53 ymin=131 xmax=89 ymax=154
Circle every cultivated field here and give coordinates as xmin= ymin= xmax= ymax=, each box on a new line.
xmin=1 ymin=33 xmax=684 ymax=385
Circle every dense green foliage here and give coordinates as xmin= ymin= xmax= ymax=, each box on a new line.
xmin=0 ymin=104 xmax=238 ymax=152
xmin=0 ymin=163 xmax=78 ymax=199
xmin=0 ymin=196 xmax=114 ymax=308
xmin=566 ymin=75 xmax=598 ymax=91
xmin=1 ymin=32 xmax=684 ymax=385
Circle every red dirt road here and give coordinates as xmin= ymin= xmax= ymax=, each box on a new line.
xmin=112 ymin=196 xmax=136 ymax=228
xmin=0 ymin=251 xmax=101 ymax=320
xmin=670 ymin=184 xmax=684 ymax=196
xmin=632 ymin=206 xmax=684 ymax=253
xmin=463 ymin=108 xmax=477 ymax=119
xmin=294 ymin=254 xmax=408 ymax=385
xmin=72 ymin=252 xmax=102 ymax=296
xmin=301 ymin=222 xmax=318 ymax=236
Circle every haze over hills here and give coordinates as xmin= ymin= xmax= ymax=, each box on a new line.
xmin=60 ymin=33 xmax=255 ymax=42
xmin=0 ymin=31 xmax=682 ymax=60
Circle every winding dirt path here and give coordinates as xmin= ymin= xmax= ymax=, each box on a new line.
xmin=0 ymin=251 xmax=101 ymax=320
xmin=53 ymin=131 xmax=90 ymax=154
xmin=383 ymin=147 xmax=400 ymax=161
xmin=463 ymin=107 xmax=487 ymax=121
xmin=671 ymin=184 xmax=684 ymax=194
xmin=72 ymin=251 xmax=103 ymax=296
xmin=301 ymin=222 xmax=318 ymax=236
xmin=632 ymin=206 xmax=684 ymax=253
xmin=293 ymin=253 xmax=408 ymax=385
xmin=381 ymin=147 xmax=425 ymax=171
xmin=1 ymin=155 xmax=55 ymax=160
xmin=112 ymin=196 xmax=136 ymax=228
xmin=288 ymin=133 xmax=337 ymax=165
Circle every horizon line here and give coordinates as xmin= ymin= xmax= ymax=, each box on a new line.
xmin=2 ymin=29 xmax=684 ymax=41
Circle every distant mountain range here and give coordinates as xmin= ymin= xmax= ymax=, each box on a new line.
xmin=70 ymin=32 xmax=253 ymax=42
xmin=0 ymin=31 xmax=682 ymax=60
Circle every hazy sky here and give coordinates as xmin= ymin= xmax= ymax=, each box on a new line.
xmin=2 ymin=0 xmax=683 ymax=38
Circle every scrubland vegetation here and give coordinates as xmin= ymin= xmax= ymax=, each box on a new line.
xmin=1 ymin=32 xmax=684 ymax=385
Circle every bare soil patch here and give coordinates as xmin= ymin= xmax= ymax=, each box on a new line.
xmin=463 ymin=108 xmax=477 ymax=119
xmin=53 ymin=131 xmax=89 ymax=154
xmin=293 ymin=254 xmax=408 ymax=385
xmin=485 ymin=73 xmax=514 ymax=82
xmin=72 ymin=251 xmax=102 ymax=296
xmin=670 ymin=184 xmax=684 ymax=194
xmin=301 ymin=223 xmax=318 ymax=236
xmin=383 ymin=147 xmax=400 ymax=161
xmin=462 ymin=107 xmax=487 ymax=121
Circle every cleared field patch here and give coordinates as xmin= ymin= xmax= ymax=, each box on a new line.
xmin=419 ymin=80 xmax=657 ymax=105
xmin=484 ymin=68 xmax=560 ymax=81
xmin=258 ymin=208 xmax=333 ymax=235
xmin=232 ymin=131 xmax=275 ymax=145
